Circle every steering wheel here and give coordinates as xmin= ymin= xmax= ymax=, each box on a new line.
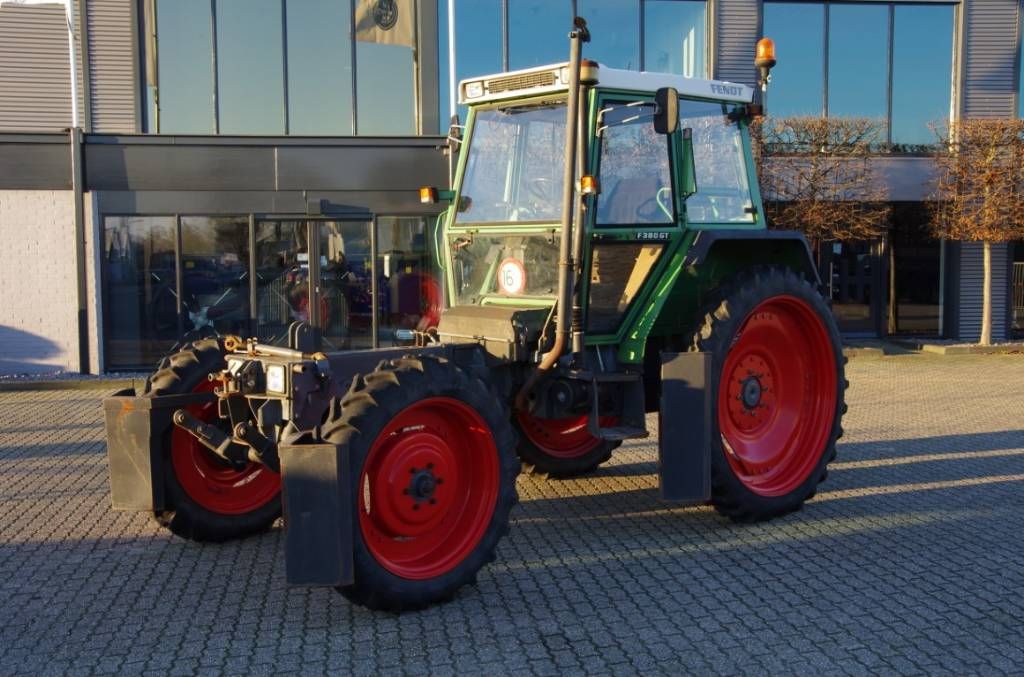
xmin=526 ymin=177 xmax=553 ymax=202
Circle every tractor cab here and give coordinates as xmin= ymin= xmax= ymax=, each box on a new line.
xmin=433 ymin=59 xmax=763 ymax=368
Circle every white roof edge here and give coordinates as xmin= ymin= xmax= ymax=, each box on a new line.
xmin=597 ymin=66 xmax=754 ymax=104
xmin=457 ymin=62 xmax=754 ymax=106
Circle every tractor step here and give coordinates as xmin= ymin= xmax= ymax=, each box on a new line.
xmin=594 ymin=425 xmax=649 ymax=441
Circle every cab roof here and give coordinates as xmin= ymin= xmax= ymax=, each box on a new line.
xmin=457 ymin=62 xmax=755 ymax=106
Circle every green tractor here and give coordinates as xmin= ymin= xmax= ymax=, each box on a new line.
xmin=104 ymin=19 xmax=845 ymax=611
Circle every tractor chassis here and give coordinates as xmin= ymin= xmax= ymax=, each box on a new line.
xmin=104 ymin=336 xmax=711 ymax=587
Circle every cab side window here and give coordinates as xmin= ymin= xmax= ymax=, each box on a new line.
xmin=681 ymin=99 xmax=755 ymax=223
xmin=596 ymin=102 xmax=674 ymax=226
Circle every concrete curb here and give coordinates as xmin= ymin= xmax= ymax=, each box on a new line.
xmin=0 ymin=378 xmax=138 ymax=393
xmin=843 ymin=346 xmax=885 ymax=358
xmin=888 ymin=339 xmax=1024 ymax=355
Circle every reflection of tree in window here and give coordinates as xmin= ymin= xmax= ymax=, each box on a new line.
xmin=597 ymin=103 xmax=673 ymax=224
xmin=681 ymin=100 xmax=754 ymax=223
xmin=457 ymin=105 xmax=567 ymax=223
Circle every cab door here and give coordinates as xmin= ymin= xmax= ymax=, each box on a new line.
xmin=584 ymin=96 xmax=679 ymax=338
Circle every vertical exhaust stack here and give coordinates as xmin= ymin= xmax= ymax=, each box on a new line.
xmin=515 ymin=17 xmax=589 ymax=412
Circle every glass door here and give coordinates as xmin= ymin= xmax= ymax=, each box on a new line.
xmin=253 ymin=220 xmax=310 ymax=346
xmin=315 ymin=220 xmax=374 ymax=350
xmin=823 ymin=239 xmax=884 ymax=335
xmin=253 ymin=219 xmax=374 ymax=349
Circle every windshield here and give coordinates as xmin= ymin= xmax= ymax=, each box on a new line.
xmin=456 ymin=103 xmax=567 ymax=224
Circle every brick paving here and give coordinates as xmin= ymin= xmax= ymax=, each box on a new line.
xmin=2 ymin=354 xmax=1024 ymax=675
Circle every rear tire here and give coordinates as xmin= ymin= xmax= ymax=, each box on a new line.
xmin=692 ymin=267 xmax=846 ymax=522
xmin=144 ymin=339 xmax=282 ymax=542
xmin=321 ymin=356 xmax=519 ymax=612
xmin=513 ymin=413 xmax=618 ymax=478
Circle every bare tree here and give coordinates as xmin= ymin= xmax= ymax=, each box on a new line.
xmin=932 ymin=119 xmax=1024 ymax=345
xmin=751 ymin=116 xmax=891 ymax=247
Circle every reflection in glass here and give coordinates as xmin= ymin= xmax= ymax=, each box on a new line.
xmin=216 ymin=0 xmax=285 ymax=134
xmin=287 ymin=0 xmax=354 ymax=135
xmin=180 ymin=217 xmax=251 ymax=338
xmin=102 ymin=216 xmax=179 ymax=369
xmin=762 ymin=3 xmax=824 ymax=117
xmin=596 ymin=101 xmax=673 ymax=225
xmin=680 ymin=99 xmax=754 ymax=223
xmin=451 ymin=234 xmax=560 ymax=305
xmin=254 ymin=221 xmax=309 ymax=345
xmin=644 ymin=0 xmax=705 ymax=77
xmin=155 ymin=0 xmax=214 ymax=133
xmin=357 ymin=42 xmax=416 ymax=134
xmin=438 ymin=0 xmax=502 ymax=125
xmin=317 ymin=221 xmax=374 ymax=350
xmin=892 ymin=5 xmax=953 ymax=146
xmin=508 ymin=0 xmax=572 ymax=70
xmin=377 ymin=217 xmax=442 ymax=344
xmin=828 ymin=4 xmax=888 ymax=120
xmin=457 ymin=104 xmax=567 ymax=224
xmin=579 ymin=0 xmax=640 ymax=70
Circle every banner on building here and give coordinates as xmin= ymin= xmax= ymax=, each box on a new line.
xmin=355 ymin=0 xmax=416 ymax=48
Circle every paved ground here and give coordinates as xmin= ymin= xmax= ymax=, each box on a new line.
xmin=2 ymin=354 xmax=1024 ymax=676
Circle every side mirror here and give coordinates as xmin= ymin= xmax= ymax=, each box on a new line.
xmin=680 ymin=128 xmax=697 ymax=199
xmin=654 ymin=87 xmax=679 ymax=135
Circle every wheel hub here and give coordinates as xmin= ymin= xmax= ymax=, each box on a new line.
xmin=740 ymin=376 xmax=763 ymax=409
xmin=370 ymin=431 xmax=456 ymax=537
xmin=406 ymin=466 xmax=440 ymax=502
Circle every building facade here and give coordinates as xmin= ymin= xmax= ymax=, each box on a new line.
xmin=0 ymin=0 xmax=1022 ymax=374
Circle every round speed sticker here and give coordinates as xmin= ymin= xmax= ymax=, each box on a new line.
xmin=497 ymin=258 xmax=527 ymax=295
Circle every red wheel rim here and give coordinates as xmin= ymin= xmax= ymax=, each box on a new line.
xmin=717 ymin=295 xmax=837 ymax=497
xmin=516 ymin=413 xmax=612 ymax=459
xmin=359 ymin=397 xmax=499 ymax=580
xmin=170 ymin=380 xmax=281 ymax=515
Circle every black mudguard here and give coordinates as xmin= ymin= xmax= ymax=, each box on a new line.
xmin=103 ymin=387 xmax=215 ymax=512
xmin=658 ymin=351 xmax=712 ymax=503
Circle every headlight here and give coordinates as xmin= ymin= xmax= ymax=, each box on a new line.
xmin=266 ymin=364 xmax=286 ymax=394
xmin=463 ymin=80 xmax=484 ymax=99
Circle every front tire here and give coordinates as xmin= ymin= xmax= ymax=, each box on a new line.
xmin=320 ymin=356 xmax=519 ymax=612
xmin=692 ymin=268 xmax=846 ymax=522
xmin=144 ymin=339 xmax=282 ymax=542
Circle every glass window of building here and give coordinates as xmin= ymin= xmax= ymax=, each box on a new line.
xmin=215 ymin=0 xmax=286 ymax=134
xmin=102 ymin=216 xmax=179 ymax=370
xmin=761 ymin=3 xmax=824 ymax=117
xmin=377 ymin=217 xmax=442 ymax=340
xmin=317 ymin=221 xmax=374 ymax=350
xmin=180 ymin=217 xmax=251 ymax=338
xmin=643 ymin=0 xmax=705 ymax=77
xmin=286 ymin=0 xmax=354 ymax=135
xmin=438 ymin=0 xmax=503 ymax=124
xmin=508 ymin=0 xmax=573 ymax=70
xmin=153 ymin=0 xmax=215 ymax=133
xmin=356 ymin=42 xmax=416 ymax=135
xmin=148 ymin=0 xmax=416 ymax=135
xmin=763 ymin=1 xmax=954 ymax=147
xmin=579 ymin=0 xmax=640 ymax=70
xmin=891 ymin=5 xmax=954 ymax=147
xmin=254 ymin=220 xmax=309 ymax=345
xmin=827 ymin=4 xmax=889 ymax=120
